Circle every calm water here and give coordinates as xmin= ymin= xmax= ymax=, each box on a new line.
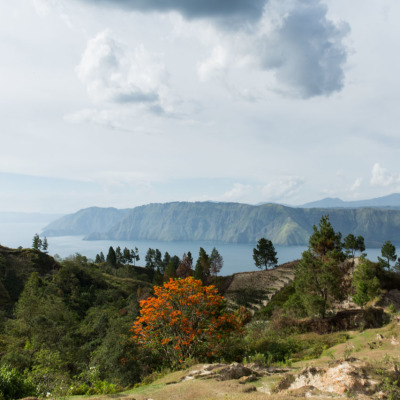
xmin=0 ymin=221 xmax=388 ymax=275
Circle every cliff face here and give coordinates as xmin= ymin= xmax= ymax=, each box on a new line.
xmin=43 ymin=201 xmax=400 ymax=246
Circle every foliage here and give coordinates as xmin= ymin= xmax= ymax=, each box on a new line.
xmin=343 ymin=233 xmax=365 ymax=261
xmin=0 ymin=365 xmax=36 ymax=400
xmin=352 ymin=256 xmax=380 ymax=307
xmin=107 ymin=246 xmax=117 ymax=267
xmin=253 ymin=238 xmax=278 ymax=270
xmin=32 ymin=233 xmax=48 ymax=253
xmin=176 ymin=253 xmax=193 ymax=279
xmin=132 ymin=277 xmax=242 ymax=367
xmin=209 ymin=247 xmax=224 ymax=277
xmin=295 ymin=215 xmax=345 ymax=318
xmin=193 ymin=248 xmax=210 ymax=283
xmin=379 ymin=240 xmax=397 ymax=270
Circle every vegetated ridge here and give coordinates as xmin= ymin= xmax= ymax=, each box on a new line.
xmin=42 ymin=200 xmax=400 ymax=246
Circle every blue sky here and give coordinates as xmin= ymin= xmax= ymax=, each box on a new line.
xmin=1 ymin=0 xmax=400 ymax=213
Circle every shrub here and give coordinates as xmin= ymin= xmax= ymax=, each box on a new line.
xmin=0 ymin=365 xmax=36 ymax=400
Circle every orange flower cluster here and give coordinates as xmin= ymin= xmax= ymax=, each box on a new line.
xmin=131 ymin=277 xmax=241 ymax=365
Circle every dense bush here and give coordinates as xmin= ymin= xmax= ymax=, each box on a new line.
xmin=0 ymin=365 xmax=36 ymax=400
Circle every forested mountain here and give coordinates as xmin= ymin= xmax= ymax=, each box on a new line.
xmin=42 ymin=207 xmax=130 ymax=236
xmin=42 ymin=202 xmax=400 ymax=247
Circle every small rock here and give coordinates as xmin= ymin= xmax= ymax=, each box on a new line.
xmin=376 ymin=333 xmax=384 ymax=341
xmin=391 ymin=336 xmax=399 ymax=345
xmin=242 ymin=385 xmax=257 ymax=393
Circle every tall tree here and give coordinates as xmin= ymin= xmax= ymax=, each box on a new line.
xmin=42 ymin=237 xmax=48 ymax=254
xmin=294 ymin=215 xmax=346 ymax=318
xmin=379 ymin=240 xmax=397 ymax=270
xmin=131 ymin=247 xmax=139 ymax=266
xmin=176 ymin=253 xmax=193 ymax=279
xmin=194 ymin=248 xmax=210 ymax=283
xmin=163 ymin=252 xmax=171 ymax=269
xmin=145 ymin=249 xmax=156 ymax=270
xmin=352 ymin=256 xmax=380 ymax=308
xmin=343 ymin=234 xmax=365 ymax=261
xmin=155 ymin=249 xmax=164 ymax=273
xmin=253 ymin=238 xmax=278 ymax=270
xmin=209 ymin=247 xmax=223 ymax=277
xmin=163 ymin=260 xmax=177 ymax=281
xmin=32 ymin=233 xmax=42 ymax=251
xmin=106 ymin=246 xmax=117 ymax=267
xmin=115 ymin=246 xmax=123 ymax=264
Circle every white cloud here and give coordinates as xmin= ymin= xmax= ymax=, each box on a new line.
xmin=76 ymin=30 xmax=168 ymax=110
xmin=222 ymin=183 xmax=254 ymax=202
xmin=350 ymin=177 xmax=362 ymax=191
xmin=197 ymin=45 xmax=228 ymax=82
xmin=260 ymin=177 xmax=305 ymax=201
xmin=370 ymin=163 xmax=400 ymax=187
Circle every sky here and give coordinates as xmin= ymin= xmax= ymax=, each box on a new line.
xmin=1 ymin=0 xmax=400 ymax=214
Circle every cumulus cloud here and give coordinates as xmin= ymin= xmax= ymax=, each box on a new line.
xmin=76 ymin=30 xmax=168 ymax=111
xmin=254 ymin=0 xmax=349 ymax=97
xmin=260 ymin=176 xmax=304 ymax=201
xmin=80 ymin=0 xmax=267 ymax=27
xmin=370 ymin=163 xmax=400 ymax=187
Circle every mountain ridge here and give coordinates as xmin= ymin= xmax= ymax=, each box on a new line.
xmin=42 ymin=200 xmax=400 ymax=247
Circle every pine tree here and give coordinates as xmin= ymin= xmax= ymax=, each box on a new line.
xmin=106 ymin=246 xmax=117 ymax=267
xmin=32 ymin=233 xmax=42 ymax=250
xmin=42 ymin=237 xmax=48 ymax=253
xmin=294 ymin=215 xmax=346 ymax=318
xmin=210 ymin=247 xmax=223 ymax=277
xmin=253 ymin=238 xmax=278 ymax=270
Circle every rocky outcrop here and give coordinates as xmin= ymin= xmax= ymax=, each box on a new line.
xmin=274 ymin=360 xmax=379 ymax=397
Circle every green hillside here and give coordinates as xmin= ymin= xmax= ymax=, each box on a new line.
xmin=73 ymin=202 xmax=400 ymax=246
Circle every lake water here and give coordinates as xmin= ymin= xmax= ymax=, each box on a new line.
xmin=0 ymin=221 xmax=388 ymax=275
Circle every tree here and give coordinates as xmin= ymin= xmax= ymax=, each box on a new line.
xmin=343 ymin=234 xmax=365 ymax=261
xmin=253 ymin=238 xmax=278 ymax=270
xmin=106 ymin=246 xmax=117 ymax=267
xmin=42 ymin=237 xmax=48 ymax=254
xmin=163 ymin=252 xmax=171 ymax=269
xmin=176 ymin=253 xmax=193 ymax=279
xmin=194 ymin=248 xmax=210 ymax=283
xmin=132 ymin=277 xmax=241 ymax=367
xmin=352 ymin=256 xmax=380 ymax=308
xmin=115 ymin=246 xmax=122 ymax=264
xmin=379 ymin=240 xmax=397 ymax=270
xmin=122 ymin=247 xmax=131 ymax=264
xmin=32 ymin=233 xmax=42 ymax=251
xmin=209 ymin=247 xmax=223 ymax=278
xmin=145 ymin=249 xmax=156 ymax=270
xmin=294 ymin=215 xmax=346 ymax=318
xmin=130 ymin=247 xmax=139 ymax=266
xmin=163 ymin=260 xmax=177 ymax=281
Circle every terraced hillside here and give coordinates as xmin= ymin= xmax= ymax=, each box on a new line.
xmin=224 ymin=262 xmax=296 ymax=309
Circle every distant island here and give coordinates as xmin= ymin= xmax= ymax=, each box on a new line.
xmin=41 ymin=194 xmax=400 ymax=247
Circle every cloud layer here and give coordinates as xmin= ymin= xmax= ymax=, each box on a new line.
xmin=82 ymin=0 xmax=267 ymax=26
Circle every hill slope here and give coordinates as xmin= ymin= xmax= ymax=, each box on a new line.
xmin=42 ymin=201 xmax=400 ymax=246
xmin=41 ymin=206 xmax=130 ymax=236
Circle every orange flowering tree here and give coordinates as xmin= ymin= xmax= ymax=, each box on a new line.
xmin=131 ymin=277 xmax=241 ymax=366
